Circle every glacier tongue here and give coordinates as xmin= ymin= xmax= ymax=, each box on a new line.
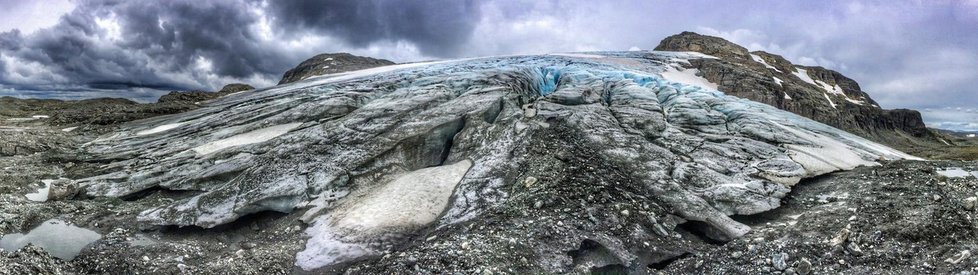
xmin=73 ymin=51 xmax=918 ymax=270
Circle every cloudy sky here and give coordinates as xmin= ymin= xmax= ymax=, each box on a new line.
xmin=0 ymin=0 xmax=976 ymax=131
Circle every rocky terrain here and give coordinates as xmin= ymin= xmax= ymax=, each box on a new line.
xmin=1 ymin=37 xmax=977 ymax=275
xmin=278 ymin=53 xmax=395 ymax=85
xmin=654 ymin=32 xmax=939 ymax=151
xmin=0 ymin=84 xmax=253 ymax=157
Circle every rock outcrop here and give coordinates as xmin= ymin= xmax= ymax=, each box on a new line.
xmin=278 ymin=53 xmax=395 ymax=84
xmin=156 ymin=83 xmax=254 ymax=103
xmin=654 ymin=32 xmax=937 ymax=149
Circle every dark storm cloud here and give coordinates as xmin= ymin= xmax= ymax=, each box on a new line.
xmin=267 ymin=0 xmax=480 ymax=57
xmin=0 ymin=0 xmax=290 ymax=92
xmin=0 ymin=0 xmax=482 ymax=95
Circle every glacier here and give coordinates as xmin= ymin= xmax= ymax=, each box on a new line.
xmin=72 ymin=51 xmax=919 ymax=270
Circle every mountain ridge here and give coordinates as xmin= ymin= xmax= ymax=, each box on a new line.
xmin=654 ymin=31 xmax=937 ymax=150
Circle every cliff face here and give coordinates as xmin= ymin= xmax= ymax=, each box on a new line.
xmin=278 ymin=53 xmax=395 ymax=84
xmin=654 ymin=31 xmax=936 ymax=148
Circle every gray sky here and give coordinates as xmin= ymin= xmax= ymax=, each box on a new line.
xmin=0 ymin=0 xmax=976 ymax=131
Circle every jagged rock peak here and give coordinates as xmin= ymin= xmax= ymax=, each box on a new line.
xmin=278 ymin=53 xmax=395 ymax=84
xmin=655 ymin=31 xmax=751 ymax=59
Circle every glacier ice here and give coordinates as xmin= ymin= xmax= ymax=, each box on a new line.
xmin=71 ymin=51 xmax=920 ymax=269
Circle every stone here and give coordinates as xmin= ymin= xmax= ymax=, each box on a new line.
xmin=829 ymin=228 xmax=850 ymax=246
xmin=46 ymin=179 xmax=78 ymax=201
xmin=963 ymin=197 xmax=977 ymax=211
xmin=772 ymin=252 xmax=788 ymax=270
xmin=796 ymin=258 xmax=812 ymax=275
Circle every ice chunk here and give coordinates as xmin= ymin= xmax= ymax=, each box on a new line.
xmin=297 ymin=160 xmax=472 ymax=270
xmin=136 ymin=122 xmax=184 ymax=136
xmin=192 ymin=122 xmax=302 ymax=155
xmin=0 ymin=219 xmax=101 ymax=260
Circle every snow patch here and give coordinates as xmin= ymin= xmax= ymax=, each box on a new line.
xmin=660 ymin=65 xmax=719 ymax=91
xmin=136 ymin=122 xmax=184 ymax=136
xmin=968 ymin=134 xmax=976 ymax=138
xmin=61 ymin=127 xmax=77 ymax=132
xmin=822 ymin=93 xmax=837 ymax=109
xmin=751 ymin=54 xmax=782 ymax=72
xmin=0 ymin=219 xmax=101 ymax=260
xmin=844 ymin=97 xmax=866 ymax=105
xmin=192 ymin=123 xmax=302 ymax=155
xmin=815 ymin=80 xmax=845 ymax=95
xmin=772 ymin=77 xmax=784 ymax=87
xmin=296 ymin=160 xmax=472 ymax=270
xmin=792 ymin=67 xmax=817 ymax=86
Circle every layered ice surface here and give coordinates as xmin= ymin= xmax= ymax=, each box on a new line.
xmin=0 ymin=219 xmax=101 ymax=260
xmin=72 ymin=51 xmax=920 ymax=270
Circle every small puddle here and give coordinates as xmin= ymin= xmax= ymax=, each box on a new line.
xmin=25 ymin=179 xmax=56 ymax=202
xmin=937 ymin=167 xmax=976 ymax=178
xmin=0 ymin=219 xmax=102 ymax=260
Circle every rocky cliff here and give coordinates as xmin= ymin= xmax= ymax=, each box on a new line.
xmin=654 ymin=32 xmax=937 ymax=149
xmin=278 ymin=53 xmax=395 ymax=84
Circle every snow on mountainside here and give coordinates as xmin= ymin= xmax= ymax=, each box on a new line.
xmin=654 ymin=32 xmax=938 ymax=149
xmin=73 ymin=51 xmax=919 ymax=271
